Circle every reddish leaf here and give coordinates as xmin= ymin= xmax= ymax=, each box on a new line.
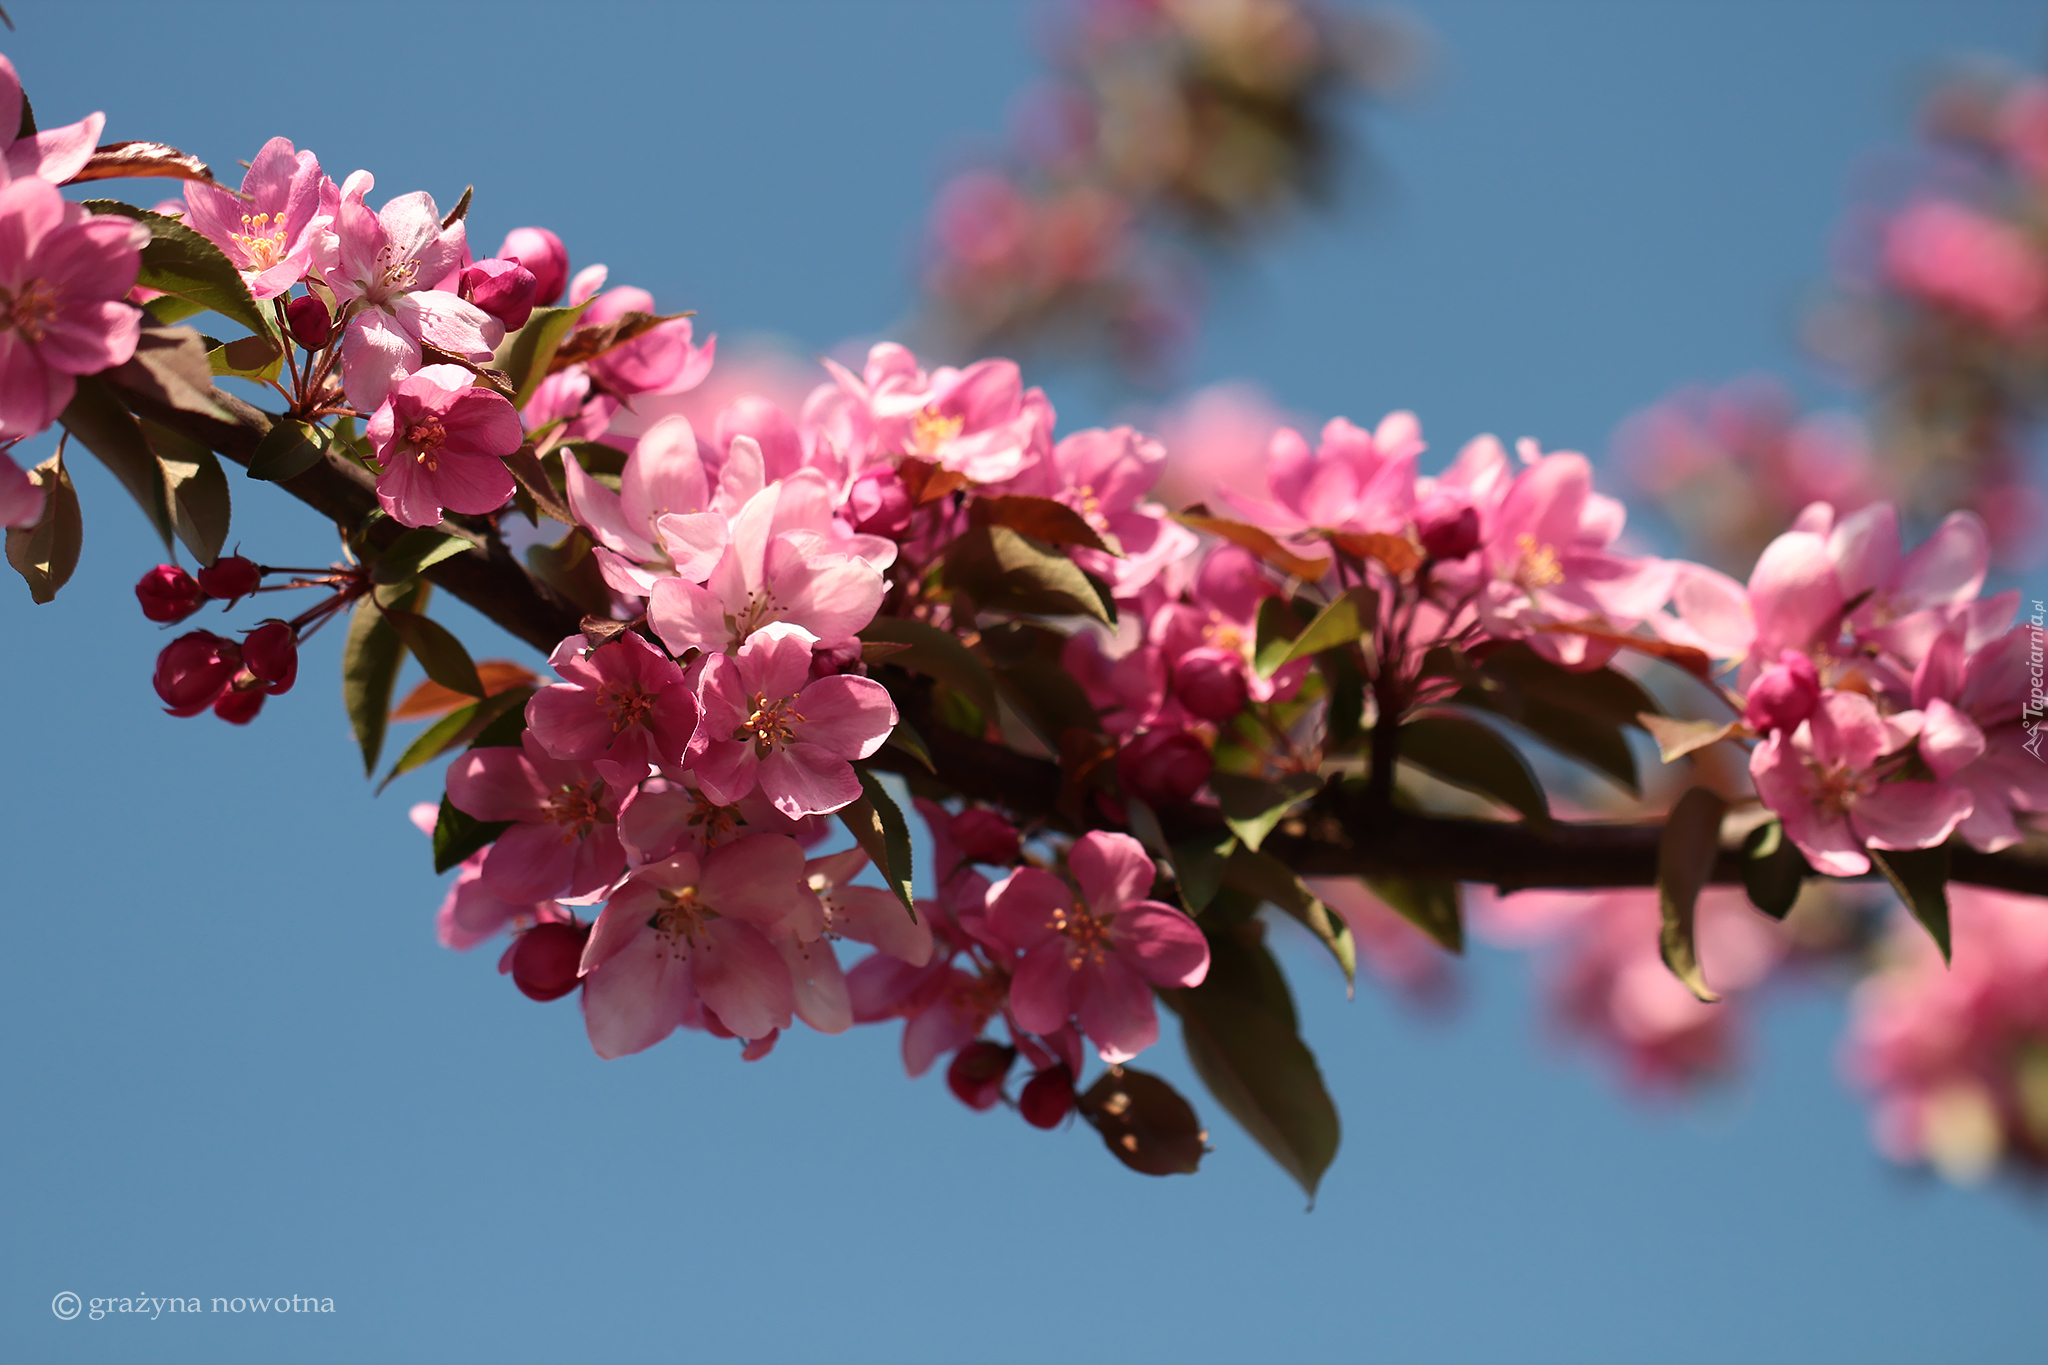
xmin=1535 ymin=621 xmax=1716 ymax=680
xmin=1326 ymin=530 xmax=1422 ymax=576
xmin=1172 ymin=511 xmax=1330 ymax=581
xmin=66 ymin=140 xmax=217 ymax=186
xmin=392 ymin=659 xmax=539 ymax=721
xmin=899 ymin=456 xmax=972 ymax=507
xmin=549 ymin=310 xmax=692 ymax=372
xmin=971 ymin=494 xmax=1116 ymax=555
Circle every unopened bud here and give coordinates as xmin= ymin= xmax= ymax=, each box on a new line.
xmin=243 ymin=620 xmax=299 ymax=694
xmin=497 ymin=226 xmax=568 ymax=307
xmin=1172 ymin=647 xmax=1249 ymax=722
xmin=946 ymin=1040 xmax=1017 ymax=1111
xmin=1019 ymin=1063 xmax=1076 ymax=1129
xmin=135 ymin=564 xmax=206 ymax=623
xmin=1415 ymin=490 xmax=1481 ymax=562
xmin=511 ymin=921 xmax=591 ymax=1002
xmin=460 ymin=258 xmax=539 ymax=332
xmin=213 ymin=684 xmax=265 ymax=725
xmin=951 ymin=808 xmax=1021 ymax=866
xmin=1744 ymin=649 xmax=1822 ymax=736
xmin=153 ymin=631 xmax=241 ymax=716
xmin=848 ymin=469 xmax=912 ymax=539
xmin=1115 ymin=727 xmax=1213 ymax=809
xmin=196 ymin=555 xmax=261 ymax=604
xmin=285 ymin=293 xmax=332 ymax=350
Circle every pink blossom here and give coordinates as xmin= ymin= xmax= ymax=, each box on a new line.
xmin=366 ymin=364 xmax=521 ymax=527
xmin=444 ymin=731 xmax=627 ymax=903
xmin=0 ymin=54 xmax=104 ymax=187
xmin=496 ymin=226 xmax=568 ymax=306
xmin=525 ymin=630 xmax=698 ymax=789
xmin=984 ymin=831 xmax=1209 ymax=1062
xmin=806 ymin=846 xmax=934 ymax=967
xmin=1220 ymin=412 xmax=1424 ymax=541
xmin=825 ymin=342 xmax=1053 ymax=485
xmin=407 ymin=802 xmax=566 ymax=952
xmin=1025 ymin=424 xmax=1198 ymax=599
xmin=577 ymin=833 xmax=823 ymax=1057
xmin=1743 ymin=649 xmax=1821 ymax=735
xmin=181 ymin=137 xmax=334 ymax=301
xmin=1910 ymin=622 xmax=2048 ymax=853
xmin=1884 ymin=198 xmax=2046 ymax=334
xmin=576 ymin=283 xmax=714 ymax=398
xmin=688 ymin=623 xmax=897 ymax=818
xmin=1149 ymin=381 xmax=1291 ymax=511
xmin=0 ymin=176 xmax=148 ymax=438
xmin=1749 ymin=691 xmax=1973 ymax=877
xmin=563 ymin=414 xmax=733 ymax=597
xmin=316 ymin=172 xmax=503 ymax=409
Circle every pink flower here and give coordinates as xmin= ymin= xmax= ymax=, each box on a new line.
xmin=0 ymin=176 xmax=148 ymax=438
xmin=825 ymin=342 xmax=1053 ymax=485
xmin=1027 ymin=424 xmax=1198 ymax=600
xmin=445 ymin=731 xmax=628 ymax=903
xmin=0 ymin=54 xmax=104 ymax=187
xmin=407 ymin=802 xmax=567 ymax=952
xmin=562 ymin=414 xmax=733 ymax=596
xmin=1220 ymin=412 xmax=1425 ymax=541
xmin=1910 ymin=621 xmax=2048 ymax=854
xmin=366 ymin=364 xmax=521 ymax=527
xmin=316 ymin=172 xmax=503 ymax=409
xmin=984 ymin=831 xmax=1209 ymax=1062
xmin=1743 ymin=649 xmax=1821 ymax=735
xmin=577 ymin=834 xmax=823 ymax=1057
xmin=576 ymin=283 xmax=714 ymax=397
xmin=181 ymin=137 xmax=334 ymax=301
xmin=1884 ymin=198 xmax=2046 ymax=334
xmin=688 ymin=623 xmax=898 ymax=818
xmin=496 ymin=226 xmax=568 ymax=306
xmin=806 ymin=846 xmax=934 ymax=967
xmin=1749 ymin=691 xmax=1973 ymax=877
xmin=525 ymin=630 xmax=698 ymax=789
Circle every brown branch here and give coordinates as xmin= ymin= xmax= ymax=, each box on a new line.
xmin=117 ymin=386 xmax=582 ymax=653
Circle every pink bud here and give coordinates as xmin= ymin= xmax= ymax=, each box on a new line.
xmin=1172 ymin=647 xmax=1249 ymax=722
xmin=460 ymin=258 xmax=539 ymax=332
xmin=135 ymin=564 xmax=207 ymax=623
xmin=213 ymin=685 xmax=265 ymax=725
xmin=715 ymin=395 xmax=803 ymax=477
xmin=1743 ymin=649 xmax=1822 ymax=735
xmin=154 ymin=631 xmax=241 ymax=716
xmin=196 ymin=555 xmax=260 ymax=604
xmin=511 ymin=921 xmax=591 ymax=1002
xmin=946 ymin=1040 xmax=1016 ymax=1111
xmin=848 ymin=469 xmax=913 ymax=539
xmin=1415 ymin=490 xmax=1481 ymax=561
xmin=285 ymin=293 xmax=332 ymax=350
xmin=497 ymin=226 xmax=568 ymax=307
xmin=1115 ymin=727 xmax=1213 ymax=808
xmin=1019 ymin=1064 xmax=1076 ymax=1129
xmin=951 ymin=808 xmax=1022 ymax=866
xmin=243 ymin=621 xmax=299 ymax=694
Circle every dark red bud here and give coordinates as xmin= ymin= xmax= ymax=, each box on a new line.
xmin=1019 ymin=1063 xmax=1076 ymax=1129
xmin=1415 ymin=491 xmax=1482 ymax=562
xmin=195 ymin=555 xmax=261 ymax=603
xmin=497 ymin=227 xmax=569 ymax=307
xmin=243 ymin=620 xmax=299 ymax=694
xmin=511 ymin=921 xmax=592 ymax=1002
xmin=135 ymin=564 xmax=207 ymax=623
xmin=1171 ymin=647 xmax=1249 ymax=723
xmin=848 ymin=469 xmax=913 ymax=539
xmin=285 ymin=293 xmax=332 ymax=350
xmin=213 ymin=685 xmax=265 ymax=725
xmin=1115 ymin=727 xmax=1213 ymax=809
xmin=946 ymin=1040 xmax=1017 ymax=1112
xmin=951 ymin=808 xmax=1022 ymax=866
xmin=154 ymin=631 xmax=241 ymax=716
xmin=460 ymin=258 xmax=539 ymax=332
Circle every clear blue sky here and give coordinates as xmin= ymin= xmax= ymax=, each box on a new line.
xmin=4 ymin=3 xmax=2045 ymax=1362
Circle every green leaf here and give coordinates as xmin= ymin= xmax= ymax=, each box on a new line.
xmin=82 ymin=201 xmax=272 ymax=338
xmin=104 ymin=324 xmax=230 ymax=422
xmin=384 ymin=608 xmax=484 ymax=698
xmin=881 ymin=717 xmax=936 ymax=773
xmin=1365 ymin=876 xmax=1464 ymax=953
xmin=1259 ymin=586 xmax=1377 ymax=676
xmin=837 ymin=769 xmax=917 ymax=918
xmin=1317 ymin=643 xmax=1366 ymax=752
xmin=207 ymin=332 xmax=283 ymax=382
xmin=432 ymin=793 xmax=512 ymax=874
xmin=372 ymin=527 xmax=473 ymax=585
xmin=859 ymin=616 xmax=997 ymax=713
xmin=1167 ymin=834 xmax=1236 ymax=915
xmin=247 ymin=418 xmax=326 ymax=482
xmin=942 ymin=524 xmax=1112 ymax=623
xmin=1739 ymin=818 xmax=1808 ymax=920
xmin=1076 ymin=1068 xmax=1207 ymax=1177
xmin=59 ymin=375 xmax=171 ymax=551
xmin=979 ymin=622 xmax=1106 ymax=749
xmin=1220 ymin=844 xmax=1356 ymax=988
xmin=1251 ymin=595 xmax=1306 ymax=677
xmin=1657 ymin=785 xmax=1729 ymax=1002
xmin=1398 ymin=709 xmax=1551 ymax=827
xmin=1871 ymin=844 xmax=1953 ymax=962
xmin=342 ymin=583 xmax=425 ymax=776
xmin=140 ymin=419 xmax=231 ymax=565
xmin=1169 ymin=931 xmax=1339 ymax=1200
xmin=379 ymin=686 xmax=535 ymax=791
xmin=469 ymin=693 xmax=534 ymax=749
xmin=1455 ymin=645 xmax=1665 ymax=792
xmin=1210 ymin=771 xmax=1321 ymax=853
xmin=4 ymin=448 xmax=81 ymax=604
xmin=525 ymin=526 xmax=613 ymax=617
xmin=1640 ymin=713 xmax=1739 ymax=764
xmin=494 ymin=301 xmax=592 ymax=408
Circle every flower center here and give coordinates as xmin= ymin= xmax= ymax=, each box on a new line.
xmin=736 ymin=692 xmax=801 ymax=754
xmin=232 ymin=212 xmax=291 ymax=272
xmin=1047 ymin=902 xmax=1114 ymax=969
xmin=542 ymin=781 xmax=604 ymax=840
xmin=406 ymin=418 xmax=448 ymax=471
xmin=366 ymin=243 xmax=420 ymax=303
xmin=651 ymin=887 xmax=716 ymax=950
xmin=726 ymin=589 xmax=785 ymax=648
xmin=596 ymin=679 xmax=654 ymax=734
xmin=1808 ymin=760 xmax=1867 ymax=816
xmin=947 ymin=970 xmax=1010 ymax=1026
xmin=910 ymin=405 xmax=964 ymax=455
xmin=1512 ymin=533 xmax=1564 ymax=589
xmin=0 ymin=278 xmax=58 ymax=343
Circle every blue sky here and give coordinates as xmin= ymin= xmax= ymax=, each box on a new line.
xmin=4 ymin=3 xmax=2046 ymax=1362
